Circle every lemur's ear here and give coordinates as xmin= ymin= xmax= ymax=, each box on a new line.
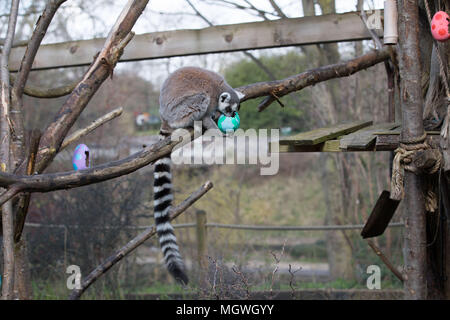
xmin=235 ymin=90 xmax=245 ymax=100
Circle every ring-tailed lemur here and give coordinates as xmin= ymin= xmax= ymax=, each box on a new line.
xmin=155 ymin=66 xmax=244 ymax=284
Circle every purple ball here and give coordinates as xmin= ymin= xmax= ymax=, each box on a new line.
xmin=72 ymin=144 xmax=90 ymax=171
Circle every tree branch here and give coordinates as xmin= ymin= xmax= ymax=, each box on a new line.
xmin=367 ymin=239 xmax=404 ymax=282
xmin=0 ymin=185 xmax=22 ymax=209
xmin=34 ymin=0 xmax=149 ymax=174
xmin=69 ymin=180 xmax=213 ymax=300
xmin=60 ymin=107 xmax=123 ymax=151
xmin=0 ymin=0 xmax=20 ymax=300
xmin=0 ymin=130 xmax=194 ymax=205
xmin=10 ymin=73 xmax=78 ymax=98
xmin=236 ymin=47 xmax=392 ymax=112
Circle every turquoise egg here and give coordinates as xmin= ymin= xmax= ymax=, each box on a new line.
xmin=217 ymin=112 xmax=240 ymax=133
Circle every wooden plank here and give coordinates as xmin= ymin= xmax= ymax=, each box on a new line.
xmin=9 ymin=11 xmax=379 ymax=71
xmin=280 ymin=120 xmax=373 ymax=146
xmin=375 ymin=134 xmax=440 ymax=151
xmin=361 ymin=190 xmax=400 ymax=239
xmin=340 ymin=123 xmax=400 ymax=150
xmin=375 ymin=130 xmax=441 ymax=135
xmin=275 ymin=140 xmax=342 ymax=153
xmin=274 ymin=132 xmax=439 ymax=153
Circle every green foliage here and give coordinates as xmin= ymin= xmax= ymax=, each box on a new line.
xmin=224 ymin=51 xmax=312 ymax=131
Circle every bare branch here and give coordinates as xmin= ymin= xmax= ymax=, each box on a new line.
xmin=243 ymin=51 xmax=276 ymax=80
xmin=268 ymin=0 xmax=287 ymax=18
xmin=0 ymin=130 xmax=194 ymax=204
xmin=367 ymin=239 xmax=404 ymax=282
xmin=185 ymin=0 xmax=213 ymax=25
xmin=0 ymin=185 xmax=22 ymax=209
xmin=60 ymin=107 xmax=123 ymax=151
xmin=35 ymin=0 xmax=149 ymax=174
xmin=242 ymin=0 xmax=270 ymax=20
xmin=236 ymin=48 xmax=391 ymax=112
xmin=12 ymin=0 xmax=67 ymax=99
xmin=69 ymin=180 xmax=214 ymax=300
xmin=185 ymin=0 xmax=276 ymax=80
xmin=202 ymin=0 xmax=276 ymax=19
xmin=359 ymin=9 xmax=383 ymax=50
xmin=10 ymin=73 xmax=78 ymax=98
xmin=288 ymin=264 xmax=301 ymax=299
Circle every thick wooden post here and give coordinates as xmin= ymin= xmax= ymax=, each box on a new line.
xmin=195 ymin=210 xmax=207 ymax=270
xmin=397 ymin=0 xmax=427 ymax=299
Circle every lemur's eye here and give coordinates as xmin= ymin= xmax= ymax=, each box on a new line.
xmin=220 ymin=92 xmax=230 ymax=103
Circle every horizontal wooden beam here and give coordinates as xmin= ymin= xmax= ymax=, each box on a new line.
xmin=9 ymin=11 xmax=378 ymax=71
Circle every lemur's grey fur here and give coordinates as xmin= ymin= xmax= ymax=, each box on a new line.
xmin=154 ymin=66 xmax=244 ymax=284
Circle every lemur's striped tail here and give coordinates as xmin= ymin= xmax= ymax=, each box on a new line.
xmin=153 ymin=132 xmax=188 ymax=285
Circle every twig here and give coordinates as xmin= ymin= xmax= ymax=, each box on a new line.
xmin=68 ymin=181 xmax=213 ymax=300
xmin=359 ymin=9 xmax=383 ymax=50
xmin=242 ymin=0 xmax=270 ymax=20
xmin=0 ymin=185 xmax=22 ymax=208
xmin=268 ymin=0 xmax=287 ymax=18
xmin=288 ymin=264 xmax=301 ymax=299
xmin=231 ymin=265 xmax=251 ymax=299
xmin=207 ymin=256 xmax=220 ymax=299
xmin=12 ymin=0 xmax=67 ymax=99
xmin=268 ymin=240 xmax=285 ymax=299
xmin=367 ymin=239 xmax=404 ymax=282
xmin=185 ymin=0 xmax=276 ymax=81
xmin=203 ymin=0 xmax=276 ymax=19
xmin=60 ymin=107 xmax=123 ymax=150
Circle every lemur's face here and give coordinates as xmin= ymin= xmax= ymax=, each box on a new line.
xmin=218 ymin=90 xmax=245 ymax=117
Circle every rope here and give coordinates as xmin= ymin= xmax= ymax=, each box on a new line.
xmin=423 ymin=0 xmax=450 ymax=139
xmin=390 ymin=132 xmax=442 ymax=211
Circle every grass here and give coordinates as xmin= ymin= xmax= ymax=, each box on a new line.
xmin=31 ymin=273 xmax=402 ymax=300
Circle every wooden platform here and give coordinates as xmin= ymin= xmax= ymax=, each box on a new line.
xmin=272 ymin=121 xmax=441 ymax=153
